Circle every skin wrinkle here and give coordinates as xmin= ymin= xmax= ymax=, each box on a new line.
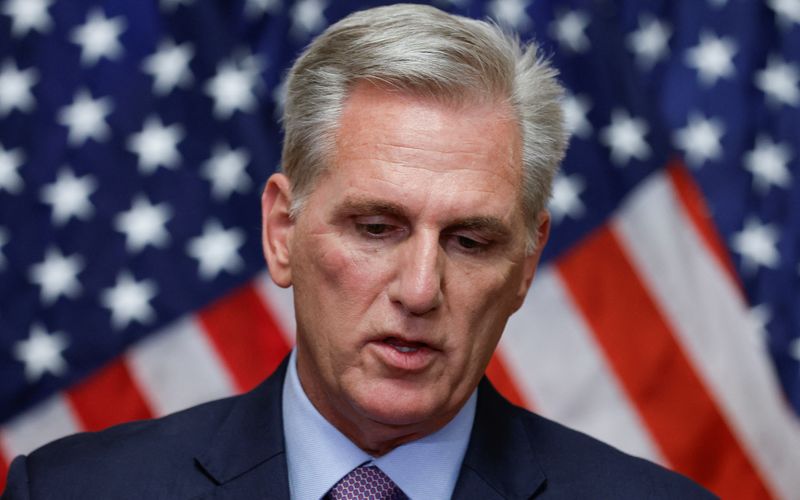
xmin=341 ymin=151 xmax=518 ymax=177
xmin=337 ymin=139 xmax=524 ymax=215
xmin=373 ymin=141 xmax=500 ymax=157
xmin=350 ymin=166 xmax=523 ymax=213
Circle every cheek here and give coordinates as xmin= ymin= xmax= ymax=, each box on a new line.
xmin=453 ymin=265 xmax=524 ymax=350
xmin=301 ymin=234 xmax=389 ymax=309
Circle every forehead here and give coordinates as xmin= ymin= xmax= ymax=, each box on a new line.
xmin=321 ymin=84 xmax=524 ymax=217
xmin=336 ymin=84 xmax=520 ymax=162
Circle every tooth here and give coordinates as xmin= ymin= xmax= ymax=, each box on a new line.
xmin=395 ymin=345 xmax=417 ymax=353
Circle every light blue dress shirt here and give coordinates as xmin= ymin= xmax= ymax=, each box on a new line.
xmin=282 ymin=349 xmax=476 ymax=500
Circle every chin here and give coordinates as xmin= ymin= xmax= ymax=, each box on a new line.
xmin=352 ymin=382 xmax=451 ymax=429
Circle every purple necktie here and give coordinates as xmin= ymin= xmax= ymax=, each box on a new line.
xmin=326 ymin=465 xmax=408 ymax=500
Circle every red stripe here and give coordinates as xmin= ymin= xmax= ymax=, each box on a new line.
xmin=666 ymin=160 xmax=741 ymax=291
xmin=67 ymin=359 xmax=154 ymax=431
xmin=0 ymin=445 xmax=8 ymax=495
xmin=198 ymin=282 xmax=291 ymax=392
xmin=557 ymin=226 xmax=772 ymax=499
xmin=486 ymin=353 xmax=529 ymax=409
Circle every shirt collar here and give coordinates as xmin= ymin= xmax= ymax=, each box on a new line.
xmin=282 ymin=349 xmax=476 ymax=500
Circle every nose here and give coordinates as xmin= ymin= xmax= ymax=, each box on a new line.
xmin=388 ymin=231 xmax=443 ymax=316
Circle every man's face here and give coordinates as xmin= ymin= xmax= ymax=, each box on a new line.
xmin=263 ymin=83 xmax=548 ymax=450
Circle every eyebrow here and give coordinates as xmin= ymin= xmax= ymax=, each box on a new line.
xmin=336 ymin=197 xmax=513 ymax=240
xmin=448 ymin=216 xmax=512 ymax=240
xmin=337 ymin=197 xmax=407 ymax=219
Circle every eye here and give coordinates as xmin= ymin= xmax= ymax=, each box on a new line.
xmin=361 ymin=223 xmax=390 ymax=236
xmin=353 ymin=217 xmax=400 ymax=239
xmin=457 ymin=236 xmax=481 ymax=249
xmin=451 ymin=234 xmax=490 ymax=253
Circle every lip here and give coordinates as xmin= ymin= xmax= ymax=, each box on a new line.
xmin=368 ymin=335 xmax=440 ymax=372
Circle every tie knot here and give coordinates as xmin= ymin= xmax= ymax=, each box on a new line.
xmin=327 ymin=465 xmax=408 ymax=500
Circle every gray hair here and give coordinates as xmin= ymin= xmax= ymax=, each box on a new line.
xmin=281 ymin=3 xmax=567 ymax=245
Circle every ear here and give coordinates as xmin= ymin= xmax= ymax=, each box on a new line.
xmin=513 ymin=210 xmax=550 ymax=311
xmin=261 ymin=173 xmax=294 ymax=288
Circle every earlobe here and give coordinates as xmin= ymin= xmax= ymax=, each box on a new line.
xmin=261 ymin=173 xmax=294 ymax=288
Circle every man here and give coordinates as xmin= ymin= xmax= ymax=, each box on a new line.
xmin=3 ymin=4 xmax=714 ymax=499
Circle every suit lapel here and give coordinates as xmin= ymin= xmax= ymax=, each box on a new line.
xmin=452 ymin=379 xmax=546 ymax=500
xmin=193 ymin=359 xmax=291 ymax=499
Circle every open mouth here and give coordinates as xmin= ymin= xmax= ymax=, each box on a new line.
xmin=383 ymin=337 xmax=428 ymax=353
xmin=371 ymin=335 xmax=438 ymax=371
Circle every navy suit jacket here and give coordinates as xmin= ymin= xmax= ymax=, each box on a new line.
xmin=2 ymin=358 xmax=715 ymax=499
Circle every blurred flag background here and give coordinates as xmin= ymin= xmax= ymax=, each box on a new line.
xmin=1 ymin=0 xmax=799 ymax=497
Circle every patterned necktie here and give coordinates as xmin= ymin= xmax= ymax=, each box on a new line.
xmin=326 ymin=464 xmax=409 ymax=500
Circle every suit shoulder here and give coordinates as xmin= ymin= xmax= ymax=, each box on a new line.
xmin=515 ymin=408 xmax=717 ymax=499
xmin=16 ymin=394 xmax=240 ymax=499
xmin=33 ymin=393 xmax=236 ymax=462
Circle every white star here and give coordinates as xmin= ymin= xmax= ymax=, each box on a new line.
xmin=290 ymin=0 xmax=328 ymax=39
xmin=550 ymin=10 xmax=590 ymax=53
xmin=1 ymin=0 xmax=54 ymax=37
xmin=202 ymin=144 xmax=252 ymax=200
xmin=672 ymin=113 xmax=725 ymax=167
xmin=186 ymin=220 xmax=245 ymax=280
xmin=100 ymin=272 xmax=158 ymax=330
xmin=755 ymin=56 xmax=799 ymax=107
xmin=141 ymin=39 xmax=194 ymax=96
xmin=768 ymin=0 xmax=800 ymax=27
xmin=731 ymin=218 xmax=780 ymax=273
xmin=13 ymin=324 xmax=69 ymax=382
xmin=245 ymin=0 xmax=281 ymax=18
xmin=563 ymin=93 xmax=592 ymax=139
xmin=684 ymin=31 xmax=737 ymax=86
xmin=747 ymin=304 xmax=770 ymax=347
xmin=600 ymin=109 xmax=651 ymax=166
xmin=488 ymin=0 xmax=532 ymax=31
xmin=0 ymin=142 xmax=25 ymax=194
xmin=29 ymin=247 xmax=84 ymax=304
xmin=160 ymin=0 xmax=195 ymax=11
xmin=69 ymin=8 xmax=126 ymax=67
xmin=39 ymin=168 xmax=97 ymax=225
xmin=744 ymin=136 xmax=792 ymax=194
xmin=0 ymin=226 xmax=8 ymax=270
xmin=204 ymin=52 xmax=262 ymax=120
xmin=57 ymin=89 xmax=113 ymax=146
xmin=627 ymin=16 xmax=671 ymax=69
xmin=0 ymin=59 xmax=38 ymax=117
xmin=127 ymin=116 xmax=185 ymax=174
xmin=114 ymin=196 xmax=172 ymax=252
xmin=548 ymin=174 xmax=585 ymax=224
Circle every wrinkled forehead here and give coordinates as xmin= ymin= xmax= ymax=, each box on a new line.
xmin=316 ymin=83 xmax=526 ymax=217
xmin=334 ymin=82 xmax=522 ymax=170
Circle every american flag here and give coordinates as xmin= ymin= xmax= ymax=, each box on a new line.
xmin=0 ymin=0 xmax=798 ymax=497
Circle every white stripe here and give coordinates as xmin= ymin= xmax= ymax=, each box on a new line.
xmin=500 ymin=267 xmax=665 ymax=464
xmin=254 ymin=271 xmax=296 ymax=344
xmin=126 ymin=317 xmax=236 ymax=416
xmin=1 ymin=395 xmax=81 ymax=457
xmin=614 ymin=170 xmax=800 ymax=499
